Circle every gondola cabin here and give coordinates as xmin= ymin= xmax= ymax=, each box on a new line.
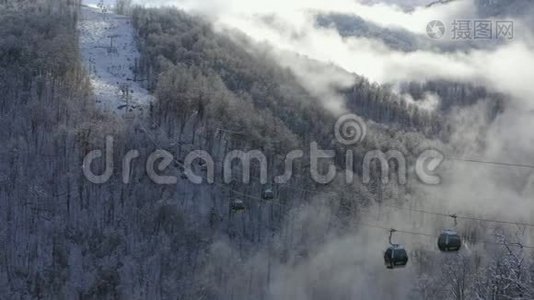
xmin=384 ymin=244 xmax=408 ymax=269
xmin=437 ymin=230 xmax=461 ymax=252
xmin=230 ymin=199 xmax=246 ymax=211
xmin=262 ymin=188 xmax=274 ymax=200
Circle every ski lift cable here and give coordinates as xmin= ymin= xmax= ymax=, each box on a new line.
xmin=139 ymin=123 xmax=534 ymax=251
xmin=147 ymin=122 xmax=534 ymax=228
xmin=209 ymin=125 xmax=534 ymax=172
xmin=358 ymin=221 xmax=435 ymax=238
xmin=138 ymin=124 xmax=290 ymax=210
xmin=450 ymin=157 xmax=534 ymax=170
xmin=356 ymin=221 xmax=534 ymax=249
xmin=140 ymin=123 xmax=534 ymax=241
xmin=383 ymin=204 xmax=534 ymax=228
xmin=171 ymin=125 xmax=340 ymax=196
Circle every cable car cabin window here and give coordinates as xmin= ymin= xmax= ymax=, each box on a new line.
xmin=384 ymin=245 xmax=408 ymax=269
xmin=438 ymin=230 xmax=462 ymax=252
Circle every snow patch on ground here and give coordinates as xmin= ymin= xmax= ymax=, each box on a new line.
xmin=78 ymin=3 xmax=153 ymax=117
xmin=82 ymin=0 xmax=116 ymax=10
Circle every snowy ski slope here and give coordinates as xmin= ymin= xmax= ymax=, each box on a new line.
xmin=79 ymin=1 xmax=153 ymax=117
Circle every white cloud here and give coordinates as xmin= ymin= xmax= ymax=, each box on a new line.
xmin=402 ymin=92 xmax=441 ymax=111
xmin=131 ymin=0 xmax=534 ymax=114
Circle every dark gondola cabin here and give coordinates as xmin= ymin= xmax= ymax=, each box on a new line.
xmin=230 ymin=199 xmax=246 ymax=211
xmin=384 ymin=244 xmax=408 ymax=269
xmin=438 ymin=230 xmax=461 ymax=252
xmin=262 ymin=188 xmax=274 ymax=200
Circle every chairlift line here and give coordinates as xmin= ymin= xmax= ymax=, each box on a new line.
xmin=138 ymin=124 xmax=290 ymax=210
xmin=450 ymin=157 xmax=534 ymax=170
xmin=209 ymin=122 xmax=534 ymax=172
xmin=357 ymin=222 xmax=534 ymax=250
xmin=358 ymin=222 xmax=434 ymax=238
xmin=384 ymin=204 xmax=534 ymax=228
xmin=137 ymin=122 xmax=534 ymax=261
xmin=142 ymin=122 xmax=534 ymax=229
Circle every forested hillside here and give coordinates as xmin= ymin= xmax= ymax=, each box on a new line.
xmin=1 ymin=0 xmax=533 ymax=299
xmin=130 ymin=5 xmax=534 ymax=299
xmin=0 ymin=2 xmax=415 ymax=298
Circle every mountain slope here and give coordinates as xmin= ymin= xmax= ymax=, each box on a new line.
xmin=79 ymin=5 xmax=153 ymax=116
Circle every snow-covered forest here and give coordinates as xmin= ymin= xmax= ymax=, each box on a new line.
xmin=0 ymin=0 xmax=533 ymax=299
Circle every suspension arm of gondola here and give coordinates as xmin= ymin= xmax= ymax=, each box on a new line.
xmin=449 ymin=214 xmax=458 ymax=227
xmin=389 ymin=228 xmax=397 ymax=246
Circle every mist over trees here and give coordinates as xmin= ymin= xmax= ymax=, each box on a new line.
xmin=0 ymin=1 xmax=533 ymax=299
xmin=114 ymin=0 xmax=131 ymax=15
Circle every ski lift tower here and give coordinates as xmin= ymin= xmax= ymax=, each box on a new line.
xmin=107 ymin=34 xmax=120 ymax=54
